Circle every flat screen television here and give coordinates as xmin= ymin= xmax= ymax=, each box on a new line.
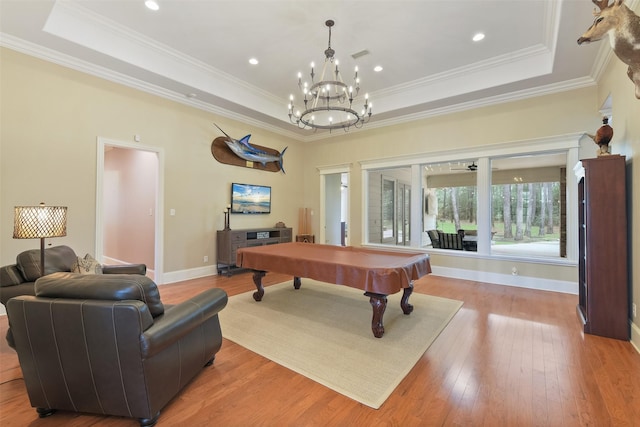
xmin=230 ymin=183 xmax=271 ymax=214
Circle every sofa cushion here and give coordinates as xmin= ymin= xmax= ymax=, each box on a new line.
xmin=0 ymin=264 xmax=24 ymax=287
xmin=0 ymin=283 xmax=35 ymax=306
xmin=17 ymin=245 xmax=77 ymax=281
xmin=71 ymin=254 xmax=103 ymax=275
xmin=35 ymin=272 xmax=164 ymax=317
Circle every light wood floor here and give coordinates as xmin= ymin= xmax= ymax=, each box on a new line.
xmin=1 ymin=273 xmax=639 ymax=426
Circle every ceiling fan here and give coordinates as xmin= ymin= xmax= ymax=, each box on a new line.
xmin=451 ymin=161 xmax=479 ymax=172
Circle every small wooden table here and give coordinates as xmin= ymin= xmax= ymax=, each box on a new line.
xmin=236 ymin=242 xmax=431 ymax=337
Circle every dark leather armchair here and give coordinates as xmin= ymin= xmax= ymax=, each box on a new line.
xmin=7 ymin=272 xmax=228 ymax=426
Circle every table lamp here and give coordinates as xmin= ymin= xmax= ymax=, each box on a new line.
xmin=13 ymin=203 xmax=67 ymax=277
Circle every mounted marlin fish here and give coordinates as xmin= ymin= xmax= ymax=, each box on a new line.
xmin=213 ymin=123 xmax=287 ymax=173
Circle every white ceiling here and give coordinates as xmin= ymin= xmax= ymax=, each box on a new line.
xmin=0 ymin=0 xmax=626 ymax=142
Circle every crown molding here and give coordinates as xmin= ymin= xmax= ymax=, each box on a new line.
xmin=373 ymin=45 xmax=552 ymax=105
xmin=0 ymin=33 xmax=304 ymax=142
xmin=371 ymin=0 xmax=562 ymax=108
xmin=1 ymin=33 xmax=598 ymax=145
xmin=48 ymin=1 xmax=282 ymax=104
xmin=44 ymin=1 xmax=285 ymax=113
xmin=352 ymin=76 xmax=597 ymax=137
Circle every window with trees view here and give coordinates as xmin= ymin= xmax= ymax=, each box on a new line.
xmin=365 ymin=151 xmax=568 ymax=259
xmin=489 ymin=154 xmax=565 ymax=257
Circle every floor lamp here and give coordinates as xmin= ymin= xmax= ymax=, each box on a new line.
xmin=13 ymin=203 xmax=67 ymax=277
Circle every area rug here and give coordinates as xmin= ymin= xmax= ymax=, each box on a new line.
xmin=219 ymin=279 xmax=463 ymax=409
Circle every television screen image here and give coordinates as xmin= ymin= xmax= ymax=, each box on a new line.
xmin=231 ymin=183 xmax=271 ymax=214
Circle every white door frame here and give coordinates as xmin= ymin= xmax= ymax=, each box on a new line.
xmin=96 ymin=137 xmax=165 ymax=284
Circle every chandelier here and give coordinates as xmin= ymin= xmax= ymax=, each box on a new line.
xmin=288 ymin=20 xmax=372 ymax=132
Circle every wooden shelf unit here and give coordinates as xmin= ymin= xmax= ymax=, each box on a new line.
xmin=217 ymin=227 xmax=292 ymax=275
xmin=574 ymin=155 xmax=628 ymax=340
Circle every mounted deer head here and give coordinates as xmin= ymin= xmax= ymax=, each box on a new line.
xmin=578 ymin=0 xmax=640 ymax=99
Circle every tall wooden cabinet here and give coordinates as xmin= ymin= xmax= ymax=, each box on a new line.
xmin=574 ymin=155 xmax=628 ymax=340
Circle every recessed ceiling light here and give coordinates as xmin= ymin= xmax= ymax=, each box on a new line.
xmin=472 ymin=32 xmax=485 ymax=42
xmin=145 ymin=0 xmax=159 ymax=11
xmin=374 ymin=65 xmax=383 ymax=72
xmin=249 ymin=58 xmax=259 ymax=65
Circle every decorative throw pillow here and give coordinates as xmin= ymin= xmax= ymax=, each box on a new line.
xmin=71 ymin=254 xmax=103 ymax=275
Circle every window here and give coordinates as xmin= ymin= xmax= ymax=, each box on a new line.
xmin=490 ymin=154 xmax=566 ymax=258
xmin=363 ymin=142 xmax=577 ymax=262
xmin=424 ymin=161 xmax=478 ymax=247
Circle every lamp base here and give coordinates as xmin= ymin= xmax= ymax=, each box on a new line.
xmin=40 ymin=237 xmax=46 ymax=277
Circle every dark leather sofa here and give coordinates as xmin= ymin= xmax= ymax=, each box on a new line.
xmin=1 ymin=245 xmax=146 ymax=347
xmin=7 ymin=272 xmax=228 ymax=426
xmin=0 ymin=245 xmax=146 ymax=307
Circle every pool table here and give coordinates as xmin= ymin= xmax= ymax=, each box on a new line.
xmin=236 ymin=242 xmax=431 ymax=337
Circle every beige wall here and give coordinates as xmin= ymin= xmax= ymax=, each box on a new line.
xmin=0 ymin=48 xmax=303 ymax=273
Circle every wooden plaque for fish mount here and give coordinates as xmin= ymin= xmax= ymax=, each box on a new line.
xmin=211 ymin=137 xmax=281 ymax=172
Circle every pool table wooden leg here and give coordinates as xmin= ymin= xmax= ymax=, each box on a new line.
xmin=401 ymin=283 xmax=414 ymax=314
xmin=252 ymin=270 xmax=266 ymax=301
xmin=365 ymin=292 xmax=387 ymax=338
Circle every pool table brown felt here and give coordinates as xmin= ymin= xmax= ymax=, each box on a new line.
xmin=236 ymin=242 xmax=431 ymax=337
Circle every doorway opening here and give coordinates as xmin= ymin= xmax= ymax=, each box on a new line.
xmin=320 ymin=168 xmax=349 ymax=246
xmin=96 ymin=138 xmax=164 ymax=283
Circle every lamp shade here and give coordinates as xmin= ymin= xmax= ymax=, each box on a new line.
xmin=14 ymin=204 xmax=67 ymax=239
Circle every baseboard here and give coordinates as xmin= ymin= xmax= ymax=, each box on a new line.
xmin=161 ymin=265 xmax=218 ymax=284
xmin=430 ymin=266 xmax=578 ymax=294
